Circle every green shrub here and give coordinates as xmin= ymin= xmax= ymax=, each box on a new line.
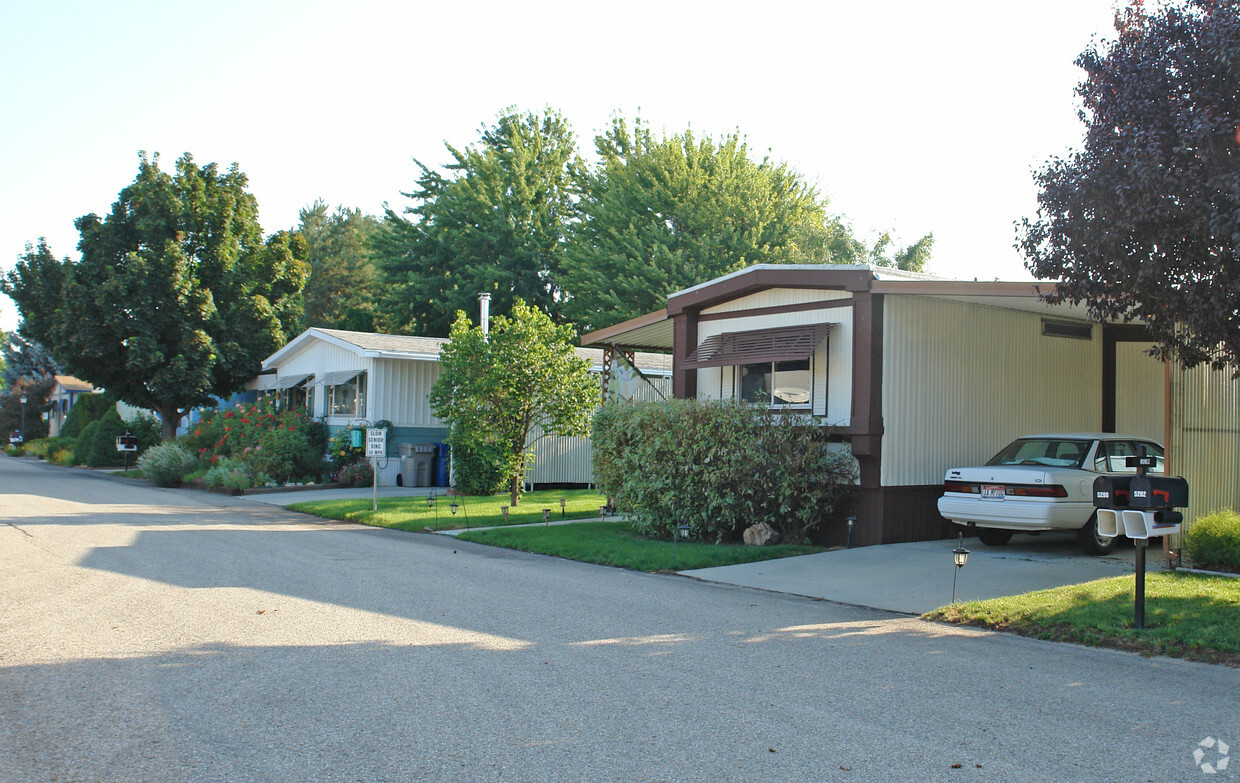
xmin=5 ymin=445 xmax=23 ymax=457
xmin=24 ymin=436 xmax=77 ymax=461
xmin=74 ymin=410 xmax=160 ymax=467
xmin=50 ymin=448 xmax=75 ymax=466
xmin=448 ymin=435 xmax=510 ymax=496
xmin=59 ymin=393 xmax=113 ymax=439
xmin=205 ymin=457 xmax=261 ymax=491
xmin=137 ymin=443 xmax=200 ymax=487
xmin=593 ymin=399 xmax=858 ymax=544
xmin=1186 ymin=509 xmax=1240 ymax=570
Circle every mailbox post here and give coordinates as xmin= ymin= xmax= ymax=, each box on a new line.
xmin=115 ymin=430 xmax=139 ymax=472
xmin=1092 ymin=445 xmax=1188 ymax=629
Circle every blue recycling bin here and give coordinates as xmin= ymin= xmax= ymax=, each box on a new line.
xmin=434 ymin=443 xmax=451 ymax=487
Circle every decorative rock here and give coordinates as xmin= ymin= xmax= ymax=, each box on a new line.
xmin=743 ymin=521 xmax=780 ymax=546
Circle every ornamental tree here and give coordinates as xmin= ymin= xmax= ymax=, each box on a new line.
xmin=429 ymin=300 xmax=598 ymax=505
xmin=1019 ymin=0 xmax=1240 ymax=371
xmin=3 ymin=153 xmax=308 ymax=439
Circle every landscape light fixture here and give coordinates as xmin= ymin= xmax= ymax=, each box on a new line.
xmin=427 ymin=493 xmax=438 ymax=529
xmin=846 ymin=516 xmax=856 ymax=549
xmin=599 ymin=505 xmax=607 ymax=522
xmin=500 ymin=505 xmax=509 ymax=523
xmin=449 ymin=500 xmax=459 ymax=515
xmin=20 ymin=392 xmax=28 ymax=436
xmin=559 ymin=497 xmax=567 ymax=517
xmin=951 ymin=533 xmax=970 ymax=604
xmin=672 ymin=524 xmax=691 ymax=568
xmin=543 ymin=508 xmax=550 ymax=526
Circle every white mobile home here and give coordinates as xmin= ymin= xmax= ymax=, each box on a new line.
xmin=582 ymin=264 xmax=1171 ymax=546
xmin=255 ymin=328 xmax=671 ymax=487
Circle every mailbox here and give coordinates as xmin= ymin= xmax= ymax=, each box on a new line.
xmin=1128 ymin=475 xmax=1189 ymax=509
xmin=115 ymin=432 xmax=139 ymax=452
xmin=9 ymin=430 xmax=22 ymax=445
xmin=1092 ymin=476 xmax=1131 ymax=509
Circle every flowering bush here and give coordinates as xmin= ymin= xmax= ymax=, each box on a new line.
xmin=182 ymin=399 xmax=328 ymax=483
xmin=335 ymin=461 xmax=374 ymax=487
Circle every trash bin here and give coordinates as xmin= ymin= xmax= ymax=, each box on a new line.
xmin=434 ymin=443 xmax=451 ymax=487
xmin=398 ymin=443 xmax=436 ymax=487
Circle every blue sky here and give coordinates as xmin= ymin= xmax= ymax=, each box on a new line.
xmin=1 ymin=0 xmax=1121 ymax=332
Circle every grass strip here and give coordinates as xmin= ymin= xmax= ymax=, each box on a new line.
xmin=457 ymin=520 xmax=827 ymax=572
xmin=924 ymin=571 xmax=1240 ymax=666
xmin=288 ymin=488 xmax=609 ymax=531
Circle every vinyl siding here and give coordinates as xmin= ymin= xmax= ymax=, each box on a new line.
xmin=374 ymin=358 xmax=444 ymax=427
xmin=881 ymin=295 xmax=1103 ymax=486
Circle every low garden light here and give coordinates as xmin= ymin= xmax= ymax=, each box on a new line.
xmin=559 ymin=497 xmax=566 ymax=517
xmin=672 ymin=523 xmax=691 ymax=568
xmin=427 ymin=493 xmax=437 ymax=529
xmin=449 ymin=500 xmax=459 ymax=515
xmin=951 ymin=533 xmax=970 ymax=604
xmin=19 ymin=392 xmax=28 ymax=436
xmin=846 ymin=516 xmax=856 ymax=549
xmin=599 ymin=505 xmax=607 ymax=522
xmin=543 ymin=508 xmax=550 ymax=526
xmin=501 ymin=505 xmax=509 ymax=523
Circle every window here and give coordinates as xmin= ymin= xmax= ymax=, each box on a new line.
xmin=279 ymin=384 xmax=313 ymax=413
xmin=737 ymin=358 xmax=812 ymax=408
xmin=326 ymin=371 xmax=366 ymax=418
xmin=1093 ymin=440 xmax=1164 ymax=474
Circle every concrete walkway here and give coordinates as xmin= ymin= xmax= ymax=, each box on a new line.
xmin=683 ymin=535 xmax=1162 ymax=614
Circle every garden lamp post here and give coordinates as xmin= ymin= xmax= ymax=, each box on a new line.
xmin=500 ymin=505 xmax=509 ymax=524
xmin=845 ymin=516 xmax=856 ymax=549
xmin=599 ymin=505 xmax=607 ymax=523
xmin=559 ymin=497 xmax=566 ymax=517
xmin=672 ymin=523 xmax=691 ymax=568
xmin=427 ymin=493 xmax=437 ymax=529
xmin=543 ymin=508 xmax=550 ymax=526
xmin=951 ymin=533 xmax=970 ymax=604
xmin=20 ymin=393 xmax=27 ymax=436
xmin=449 ymin=500 xmax=459 ymax=516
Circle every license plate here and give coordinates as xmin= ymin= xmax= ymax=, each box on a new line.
xmin=981 ymin=485 xmax=1005 ymax=501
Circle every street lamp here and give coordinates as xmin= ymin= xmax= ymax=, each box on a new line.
xmin=845 ymin=516 xmax=856 ymax=549
xmin=951 ymin=533 xmax=970 ymax=604
xmin=19 ymin=392 xmax=27 ymax=437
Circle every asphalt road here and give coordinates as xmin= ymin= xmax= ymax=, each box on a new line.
xmin=1 ymin=456 xmax=1237 ymax=782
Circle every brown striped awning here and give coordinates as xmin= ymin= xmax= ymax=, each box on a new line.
xmin=682 ymin=323 xmax=834 ymax=369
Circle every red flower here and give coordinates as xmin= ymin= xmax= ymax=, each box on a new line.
xmin=240 ymin=418 xmax=250 ymax=424
xmin=225 ymin=411 xmax=234 ymax=419
xmin=224 ymin=426 xmax=231 ymax=432
xmin=194 ymin=430 xmax=201 ymax=435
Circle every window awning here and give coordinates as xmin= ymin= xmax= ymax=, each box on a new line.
xmin=317 ymin=369 xmax=362 ymax=386
xmin=683 ymin=323 xmax=834 ymax=369
xmin=274 ymin=373 xmax=314 ymax=390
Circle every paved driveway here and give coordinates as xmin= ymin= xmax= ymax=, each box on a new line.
xmin=2 ymin=456 xmax=1236 ymax=782
xmin=685 ymin=535 xmax=1155 ymax=614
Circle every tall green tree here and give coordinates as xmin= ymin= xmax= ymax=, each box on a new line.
xmin=377 ymin=108 xmax=584 ymax=336
xmin=3 ymin=152 xmax=308 ymax=439
xmin=298 ymin=200 xmax=381 ymax=331
xmin=429 ymin=300 xmax=598 ymax=506
xmin=2 ymin=332 xmax=60 ymax=389
xmin=1020 ymin=0 xmax=1240 ymax=370
xmin=560 ymin=117 xmax=934 ymax=330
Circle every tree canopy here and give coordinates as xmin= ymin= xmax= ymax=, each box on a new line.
xmin=2 ymin=152 xmax=308 ymax=439
xmin=297 ymin=200 xmax=381 ymax=331
xmin=377 ymin=108 xmax=583 ymax=336
xmin=1020 ymin=0 xmax=1240 ymax=370
xmin=429 ymin=300 xmax=598 ymax=505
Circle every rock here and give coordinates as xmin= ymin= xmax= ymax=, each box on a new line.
xmin=743 ymin=521 xmax=780 ymax=546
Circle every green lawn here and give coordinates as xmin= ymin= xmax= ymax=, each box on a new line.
xmin=924 ymin=572 xmax=1240 ymax=665
xmin=457 ymin=520 xmax=827 ymax=572
xmin=287 ymin=488 xmax=609 ymax=532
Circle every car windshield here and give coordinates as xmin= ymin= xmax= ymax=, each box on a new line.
xmin=986 ymin=438 xmax=1091 ymax=468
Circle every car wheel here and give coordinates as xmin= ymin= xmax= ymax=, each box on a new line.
xmin=976 ymin=528 xmax=1013 ymax=546
xmin=1077 ymin=513 xmax=1117 ymax=556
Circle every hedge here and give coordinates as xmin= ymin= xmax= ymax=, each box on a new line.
xmin=592 ymin=399 xmax=857 ymax=544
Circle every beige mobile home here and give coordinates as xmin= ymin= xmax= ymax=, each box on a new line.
xmin=582 ymin=264 xmax=1172 ymax=546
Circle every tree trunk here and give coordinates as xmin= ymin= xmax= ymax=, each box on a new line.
xmin=156 ymin=405 xmax=183 ymax=442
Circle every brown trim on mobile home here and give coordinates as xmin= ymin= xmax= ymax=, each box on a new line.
xmin=697 ymin=297 xmax=855 ymax=322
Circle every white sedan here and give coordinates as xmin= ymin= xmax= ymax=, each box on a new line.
xmin=936 ymin=433 xmax=1165 ymax=555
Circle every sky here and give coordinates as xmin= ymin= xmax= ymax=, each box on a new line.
xmin=0 ymin=0 xmax=1123 ymax=333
